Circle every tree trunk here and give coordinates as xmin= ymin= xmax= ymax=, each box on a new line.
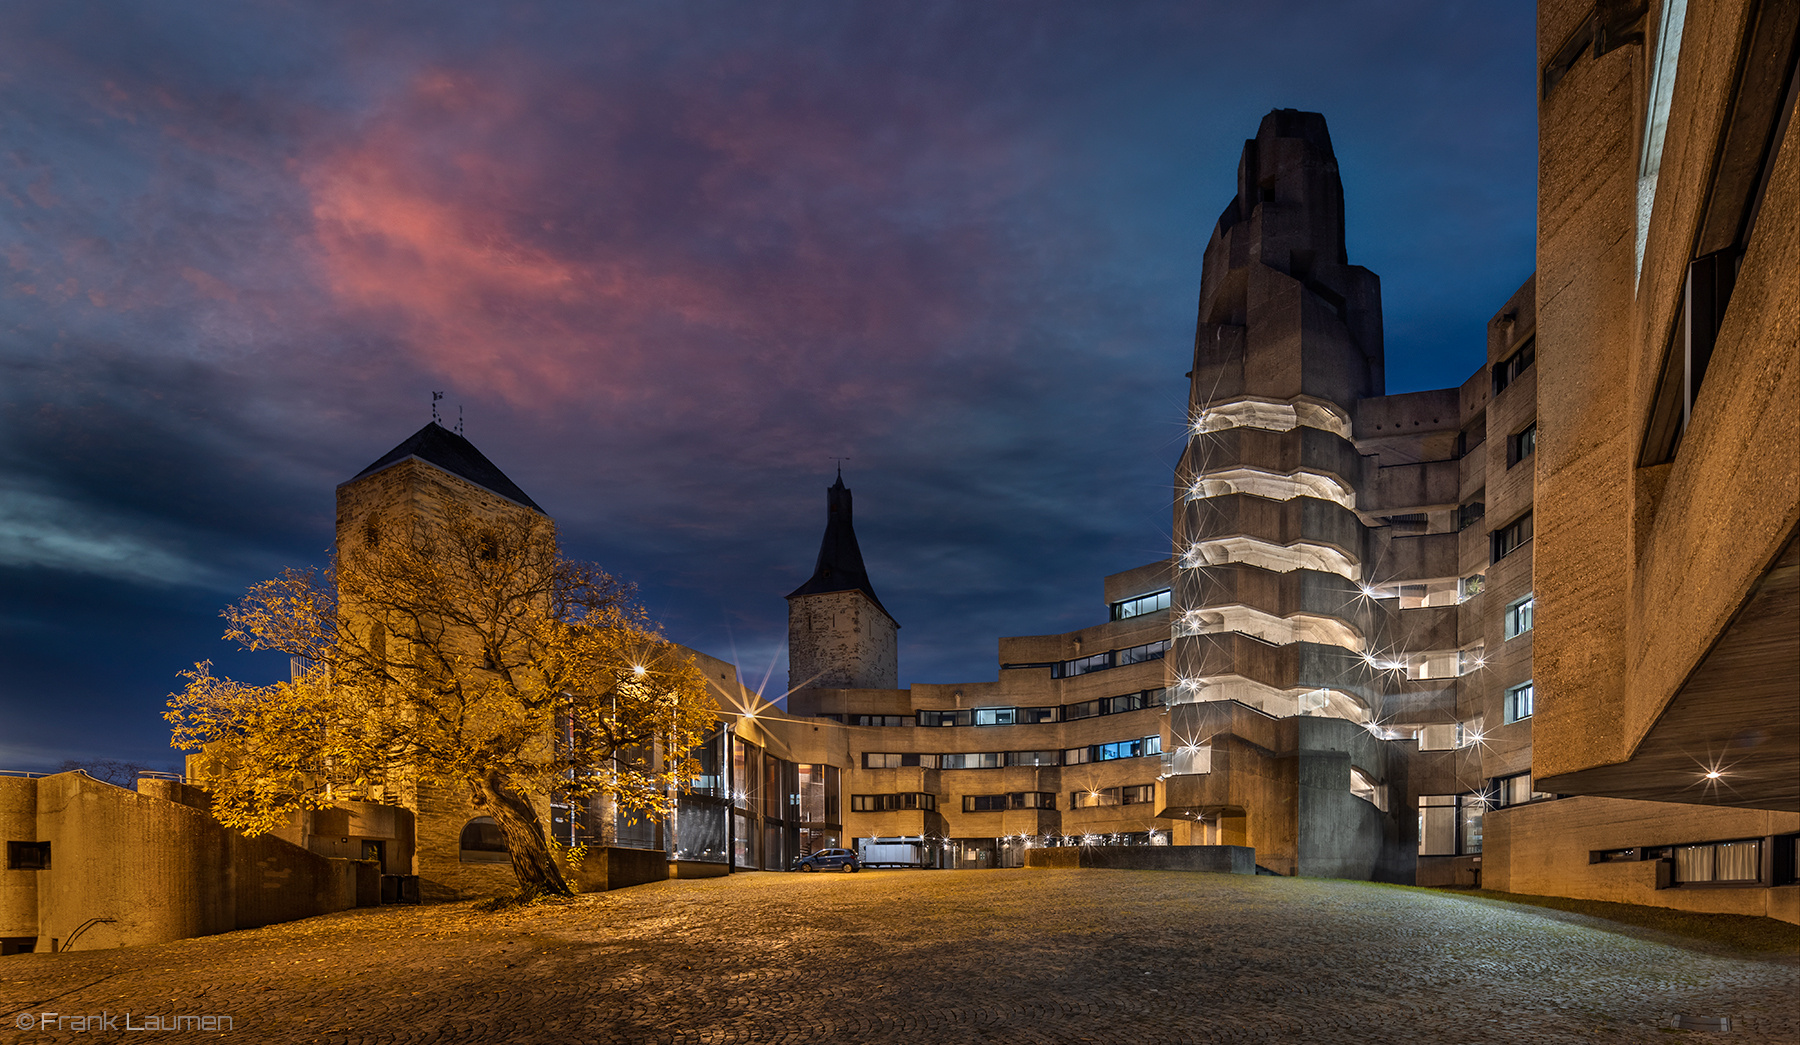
xmin=470 ymin=770 xmax=573 ymax=898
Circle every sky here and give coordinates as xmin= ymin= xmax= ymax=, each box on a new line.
xmin=0 ymin=0 xmax=1537 ymax=772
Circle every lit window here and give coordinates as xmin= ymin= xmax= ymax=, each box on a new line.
xmin=1504 ymin=681 xmax=1535 ymax=724
xmin=1110 ymin=589 xmax=1171 ymax=621
xmin=1072 ymin=788 xmax=1121 ymax=809
xmin=1418 ymin=796 xmax=1483 ymax=856
xmin=1675 ymin=839 xmax=1760 ymax=884
xmin=1505 ymin=594 xmax=1535 ymax=639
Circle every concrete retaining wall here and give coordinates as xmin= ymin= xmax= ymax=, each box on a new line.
xmin=1484 ymin=796 xmax=1800 ymax=925
xmin=2 ymin=772 xmax=404 ymax=952
xmin=1025 ymin=845 xmax=1255 ymax=874
xmin=565 ymin=846 xmax=672 ymax=892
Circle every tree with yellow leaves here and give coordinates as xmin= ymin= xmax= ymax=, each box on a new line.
xmin=168 ymin=504 xmax=716 ymax=898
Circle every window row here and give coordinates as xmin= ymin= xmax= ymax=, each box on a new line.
xmin=834 ymin=688 xmax=1167 ymax=729
xmin=1064 ymin=735 xmax=1163 ymax=765
xmin=1070 ymin=784 xmax=1155 ymax=809
xmin=1110 ymin=589 xmax=1172 ymax=621
xmin=1366 ymin=576 xmax=1485 ymax=608
xmin=850 ymin=793 xmax=938 ymax=812
xmin=863 ymin=735 xmax=1163 ymax=771
xmin=963 ymin=792 xmax=1056 ymax=812
xmin=997 ymin=638 xmax=1170 ymax=679
xmin=1592 ymin=836 xmax=1800 ymax=886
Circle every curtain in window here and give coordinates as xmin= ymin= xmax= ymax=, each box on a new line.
xmin=1716 ymin=841 xmax=1760 ymax=881
xmin=1675 ymin=844 xmax=1715 ymax=882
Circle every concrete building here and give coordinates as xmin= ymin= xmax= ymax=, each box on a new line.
xmin=8 ymin=0 xmax=1796 ymax=944
xmin=0 ymin=772 xmax=410 ymax=954
xmin=1480 ymin=0 xmax=1799 ymax=921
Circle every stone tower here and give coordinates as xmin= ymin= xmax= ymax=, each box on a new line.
xmin=786 ymin=473 xmax=899 ymax=693
xmin=1170 ymin=110 xmax=1384 ymax=723
xmin=334 ymin=421 xmax=548 ymax=899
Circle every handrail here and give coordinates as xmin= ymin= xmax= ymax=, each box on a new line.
xmin=63 ymin=917 xmax=116 ymax=950
xmin=0 ymin=770 xmax=46 ymax=778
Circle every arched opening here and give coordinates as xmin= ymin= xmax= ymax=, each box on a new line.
xmin=459 ymin=816 xmax=510 ymax=863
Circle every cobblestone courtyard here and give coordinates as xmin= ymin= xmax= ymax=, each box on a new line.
xmin=3 ymin=869 xmax=1796 ymax=1044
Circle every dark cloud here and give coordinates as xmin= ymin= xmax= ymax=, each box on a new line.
xmin=0 ymin=0 xmax=1535 ymax=769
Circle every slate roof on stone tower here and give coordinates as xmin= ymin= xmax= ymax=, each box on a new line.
xmin=786 ymin=472 xmax=897 ymax=625
xmin=347 ymin=422 xmax=545 ymax=512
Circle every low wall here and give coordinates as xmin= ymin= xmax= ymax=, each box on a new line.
xmin=13 ymin=773 xmax=381 ymax=952
xmin=1484 ymin=796 xmax=1800 ymax=925
xmin=566 ymin=847 xmax=671 ymax=892
xmin=1025 ymin=845 xmax=1255 ymax=874
xmin=1417 ymin=855 xmax=1482 ymax=888
xmin=669 ymin=859 xmax=730 ymax=880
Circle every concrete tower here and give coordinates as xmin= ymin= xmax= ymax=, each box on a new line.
xmin=1170 ymin=110 xmax=1386 ymax=723
xmin=786 ymin=473 xmax=899 ymax=693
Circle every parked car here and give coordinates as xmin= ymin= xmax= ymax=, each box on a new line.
xmin=792 ymin=848 xmax=860 ymax=872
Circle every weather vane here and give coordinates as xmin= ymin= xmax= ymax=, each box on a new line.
xmin=431 ymin=391 xmax=444 ymax=425
xmin=829 ymin=455 xmax=849 ymax=479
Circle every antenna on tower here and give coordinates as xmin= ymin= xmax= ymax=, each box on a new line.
xmin=431 ymin=391 xmax=444 ymax=425
xmin=828 ymin=456 xmax=850 ymax=480
xmin=456 ymin=405 xmax=464 ymax=436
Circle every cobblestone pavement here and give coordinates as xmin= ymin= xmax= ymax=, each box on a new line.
xmin=2 ymin=869 xmax=1796 ymax=1044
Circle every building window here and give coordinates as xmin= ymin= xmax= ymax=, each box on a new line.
xmin=1492 ymin=773 xmax=1554 ymax=807
xmin=1491 ymin=512 xmax=1533 ymax=563
xmin=1504 ymin=681 xmax=1535 ymax=724
xmin=1119 ymin=784 xmax=1154 ymax=805
xmin=919 ymin=710 xmax=972 ymax=728
xmin=1068 ymin=736 xmax=1162 ymax=765
xmin=1051 ymin=640 xmax=1168 ymax=679
xmin=849 ymin=714 xmax=911 ymax=727
xmin=863 ymin=753 xmax=941 ymax=769
xmin=1507 ymin=423 xmax=1537 ymax=467
xmin=5 ymin=841 xmax=50 ymax=870
xmin=851 ymin=793 xmax=936 ymax=812
xmin=1418 ymin=796 xmax=1483 ymax=856
xmin=937 ymin=752 xmax=1003 ymax=770
xmin=458 ymin=818 xmax=509 ymax=863
xmin=1459 ymin=574 xmax=1486 ymax=601
xmin=1458 ymin=501 xmax=1486 ymax=531
xmin=1504 ymin=594 xmax=1535 ymax=639
xmin=1067 ymin=689 xmax=1165 ymax=722
xmin=1072 ymin=787 xmax=1121 ymax=808
xmin=1005 ymin=750 xmax=1060 ymax=767
xmin=1492 ymin=338 xmax=1535 ymax=395
xmin=1349 ymin=768 xmax=1386 ymax=810
xmin=961 ymin=793 xmax=1053 ymax=812
xmin=1675 ymin=840 xmax=1762 ymax=884
xmin=1110 ymin=589 xmax=1171 ymax=621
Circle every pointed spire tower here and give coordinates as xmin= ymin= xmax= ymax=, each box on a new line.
xmin=786 ymin=471 xmax=899 ymax=693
